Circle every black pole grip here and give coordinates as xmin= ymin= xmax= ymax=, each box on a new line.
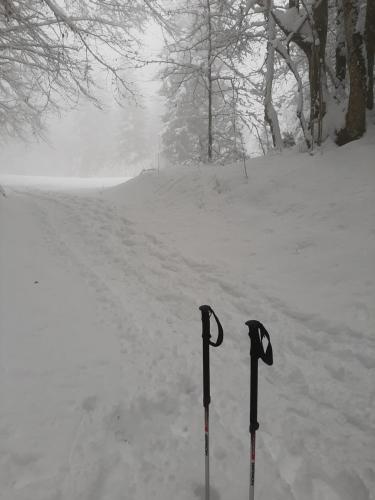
xmin=200 ymin=305 xmax=223 ymax=408
xmin=246 ymin=320 xmax=273 ymax=433
xmin=246 ymin=320 xmax=273 ymax=366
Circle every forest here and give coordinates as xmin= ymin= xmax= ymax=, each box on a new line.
xmin=0 ymin=0 xmax=374 ymax=164
xmin=1 ymin=3 xmax=374 ymax=500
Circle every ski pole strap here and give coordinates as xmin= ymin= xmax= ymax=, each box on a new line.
xmin=245 ymin=320 xmax=273 ymax=365
xmin=200 ymin=305 xmax=223 ymax=347
xmin=200 ymin=305 xmax=224 ymax=408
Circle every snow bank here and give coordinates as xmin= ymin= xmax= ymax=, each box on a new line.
xmin=103 ymin=135 xmax=375 ymax=499
xmin=1 ymin=133 xmax=374 ymax=500
xmin=107 ymin=138 xmax=375 ymax=342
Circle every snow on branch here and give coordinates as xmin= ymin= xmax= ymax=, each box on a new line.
xmin=0 ymin=0 xmax=147 ymax=139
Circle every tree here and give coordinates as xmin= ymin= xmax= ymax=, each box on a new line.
xmin=115 ymin=98 xmax=151 ymax=168
xmin=365 ymin=0 xmax=375 ymax=110
xmin=264 ymin=0 xmax=283 ymax=150
xmin=160 ymin=74 xmax=208 ymax=163
xmin=238 ymin=0 xmax=373 ymax=149
xmin=270 ymin=0 xmax=328 ymax=146
xmin=337 ymin=0 xmax=368 ymax=144
xmin=335 ymin=0 xmax=347 ymax=100
xmin=160 ymin=58 xmax=247 ymax=163
xmin=0 ymin=0 xmax=152 ymax=139
xmin=159 ymin=0 xmax=248 ymax=163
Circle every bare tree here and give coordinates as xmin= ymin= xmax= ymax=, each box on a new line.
xmin=0 ymin=0 xmax=151 ymax=139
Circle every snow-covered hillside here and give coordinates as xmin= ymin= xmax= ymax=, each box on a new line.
xmin=0 ymin=135 xmax=374 ymax=500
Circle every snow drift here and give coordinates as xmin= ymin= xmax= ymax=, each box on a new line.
xmin=0 ymin=133 xmax=374 ymax=500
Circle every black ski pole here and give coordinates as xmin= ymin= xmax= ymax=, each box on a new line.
xmin=245 ymin=320 xmax=273 ymax=500
xmin=199 ymin=305 xmax=224 ymax=500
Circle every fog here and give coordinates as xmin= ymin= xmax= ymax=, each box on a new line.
xmin=0 ymin=24 xmax=164 ymax=179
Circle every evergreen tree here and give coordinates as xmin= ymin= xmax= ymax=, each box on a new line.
xmin=116 ymin=100 xmax=150 ymax=167
xmin=160 ymin=0 xmax=247 ymax=164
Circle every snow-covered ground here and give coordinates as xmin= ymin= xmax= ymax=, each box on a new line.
xmin=0 ymin=175 xmax=130 ymax=191
xmin=0 ymin=135 xmax=374 ymax=500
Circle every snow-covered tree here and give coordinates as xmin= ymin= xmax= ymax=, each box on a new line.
xmin=159 ymin=0 xmax=248 ymax=163
xmin=115 ymin=98 xmax=151 ymax=168
xmin=237 ymin=0 xmax=374 ymax=148
xmin=0 ymin=0 xmax=156 ymax=139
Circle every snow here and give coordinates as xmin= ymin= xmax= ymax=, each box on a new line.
xmin=275 ymin=7 xmax=313 ymax=44
xmin=0 ymin=175 xmax=130 ymax=191
xmin=0 ymin=135 xmax=374 ymax=500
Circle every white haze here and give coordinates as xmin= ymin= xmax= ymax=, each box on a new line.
xmin=0 ymin=22 xmax=165 ymax=178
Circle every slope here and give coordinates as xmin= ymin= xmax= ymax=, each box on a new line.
xmin=0 ymin=134 xmax=374 ymax=500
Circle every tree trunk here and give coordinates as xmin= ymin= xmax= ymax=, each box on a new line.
xmin=308 ymin=48 xmax=321 ymax=143
xmin=207 ymin=0 xmax=213 ymax=162
xmin=265 ymin=0 xmax=283 ymax=150
xmin=365 ymin=0 xmax=375 ymax=109
xmin=310 ymin=0 xmax=328 ymax=145
xmin=337 ymin=0 xmax=367 ymax=145
xmin=336 ymin=0 xmax=347 ymax=99
xmin=289 ymin=0 xmax=300 ymax=10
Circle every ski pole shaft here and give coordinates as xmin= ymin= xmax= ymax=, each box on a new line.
xmin=250 ymin=355 xmax=259 ymax=433
xmin=201 ymin=305 xmax=210 ymax=500
xmin=249 ymin=355 xmax=258 ymax=500
xmin=199 ymin=305 xmax=223 ymax=500
xmin=205 ymin=406 xmax=210 ymax=500
xmin=201 ymin=306 xmax=211 ymax=408
xmin=246 ymin=320 xmax=273 ymax=500
xmin=250 ymin=431 xmax=256 ymax=500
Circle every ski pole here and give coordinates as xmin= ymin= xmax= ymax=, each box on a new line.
xmin=199 ymin=305 xmax=224 ymax=500
xmin=245 ymin=320 xmax=273 ymax=500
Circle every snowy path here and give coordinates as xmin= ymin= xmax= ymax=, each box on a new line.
xmin=0 ymin=177 xmax=374 ymax=500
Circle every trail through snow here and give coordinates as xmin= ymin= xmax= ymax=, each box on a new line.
xmin=0 ymin=141 xmax=374 ymax=500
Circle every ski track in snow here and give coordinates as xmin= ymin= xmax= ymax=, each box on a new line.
xmin=0 ymin=180 xmax=374 ymax=500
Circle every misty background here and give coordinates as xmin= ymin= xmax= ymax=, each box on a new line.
xmin=0 ymin=22 xmax=165 ymax=178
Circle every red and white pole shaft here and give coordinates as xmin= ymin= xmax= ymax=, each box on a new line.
xmin=205 ymin=406 xmax=210 ymax=500
xmin=250 ymin=431 xmax=256 ymax=500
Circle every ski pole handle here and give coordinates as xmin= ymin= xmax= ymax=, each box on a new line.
xmin=246 ymin=320 xmax=273 ymax=365
xmin=200 ymin=305 xmax=223 ymax=407
xmin=246 ymin=320 xmax=273 ymax=433
xmin=200 ymin=305 xmax=223 ymax=347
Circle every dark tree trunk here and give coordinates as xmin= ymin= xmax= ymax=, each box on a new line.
xmin=365 ymin=0 xmax=375 ymax=109
xmin=308 ymin=48 xmax=321 ymax=135
xmin=265 ymin=0 xmax=283 ymax=150
xmin=309 ymin=0 xmax=328 ymax=144
xmin=337 ymin=0 xmax=367 ymax=145
xmin=367 ymin=50 xmax=374 ymax=109
xmin=289 ymin=0 xmax=300 ymax=10
xmin=335 ymin=0 xmax=346 ymax=98
xmin=207 ymin=0 xmax=213 ymax=162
